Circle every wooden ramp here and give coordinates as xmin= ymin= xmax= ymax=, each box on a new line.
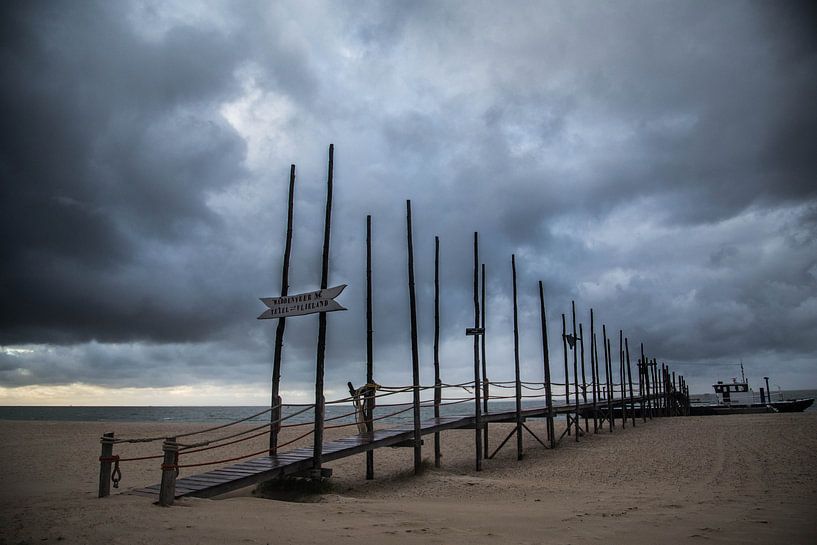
xmin=134 ymin=415 xmax=468 ymax=500
xmin=134 ymin=397 xmax=655 ymax=501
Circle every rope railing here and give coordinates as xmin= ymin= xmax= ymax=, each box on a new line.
xmin=97 ymin=373 xmax=680 ymax=498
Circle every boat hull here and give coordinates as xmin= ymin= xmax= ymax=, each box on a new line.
xmin=689 ymin=398 xmax=814 ymax=416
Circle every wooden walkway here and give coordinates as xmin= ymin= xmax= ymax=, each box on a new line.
xmin=135 ymin=397 xmax=656 ymax=500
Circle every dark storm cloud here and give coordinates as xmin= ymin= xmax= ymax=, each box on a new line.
xmin=0 ymin=0 xmax=251 ymax=343
xmin=1 ymin=1 xmax=816 ymax=398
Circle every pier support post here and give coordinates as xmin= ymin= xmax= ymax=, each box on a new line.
xmin=365 ymin=215 xmax=375 ymax=479
xmin=158 ymin=437 xmax=178 ymax=507
xmin=406 ymin=201 xmax=423 ymax=475
xmin=471 ymin=232 xmax=483 ymax=471
xmin=538 ymin=281 xmax=555 ymax=449
xmin=433 ymin=236 xmax=442 ymax=468
xmin=98 ymin=432 xmax=114 ymax=498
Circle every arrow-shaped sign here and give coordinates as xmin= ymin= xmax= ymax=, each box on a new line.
xmin=258 ymin=284 xmax=347 ymax=319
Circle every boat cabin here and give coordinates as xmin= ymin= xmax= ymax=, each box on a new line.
xmin=713 ymin=380 xmax=750 ymax=405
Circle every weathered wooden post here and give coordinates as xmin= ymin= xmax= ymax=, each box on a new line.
xmin=98 ymin=432 xmax=115 ymax=498
xmin=472 ymin=232 xmax=483 ymax=471
xmin=537 ymin=281 xmax=555 ymax=448
xmin=579 ymin=323 xmax=589 ymax=434
xmin=619 ymin=330 xmax=626 ymax=429
xmin=512 ymin=255 xmax=524 ymax=459
xmin=433 ymin=235 xmax=442 ymax=468
xmin=158 ymin=437 xmax=178 ymax=507
xmin=406 ymin=200 xmax=423 ymax=475
xmin=562 ymin=313 xmax=570 ymax=436
xmin=589 ymin=309 xmax=598 ymax=433
xmin=365 ymin=215 xmax=375 ymax=479
xmin=270 ymin=164 xmax=296 ymax=454
xmin=625 ymin=338 xmax=636 ymax=426
xmin=571 ymin=301 xmax=580 ymax=441
xmin=312 ymin=144 xmax=335 ymax=474
xmin=481 ymin=262 xmax=489 ymax=458
xmin=602 ymin=325 xmax=613 ymax=432
xmin=651 ymin=359 xmax=658 ymax=419
xmin=606 ymin=336 xmax=615 ymax=431
xmin=639 ymin=344 xmax=648 ymax=422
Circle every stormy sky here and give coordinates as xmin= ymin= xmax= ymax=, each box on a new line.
xmin=2 ymin=0 xmax=816 ymax=405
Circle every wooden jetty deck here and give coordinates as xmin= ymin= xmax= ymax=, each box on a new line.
xmin=134 ymin=396 xmax=657 ymax=501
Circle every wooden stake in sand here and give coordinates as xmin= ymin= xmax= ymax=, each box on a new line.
xmin=590 ymin=309 xmax=598 ymax=433
xmin=481 ymin=262 xmax=489 ymax=458
xmin=98 ymin=432 xmax=114 ymax=498
xmin=406 ymin=200 xmax=422 ymax=475
xmin=625 ymin=337 xmax=636 ymax=426
xmin=365 ymin=215 xmax=375 ymax=479
xmin=537 ymin=281 xmax=555 ymax=448
xmin=512 ymin=255 xmax=524 ymax=460
xmin=562 ymin=313 xmax=570 ymax=436
xmin=433 ymin=235 xmax=442 ymax=469
xmin=270 ymin=164 xmax=296 ymax=454
xmin=313 ymin=144 xmax=335 ymax=473
xmin=472 ymin=232 xmax=483 ymax=471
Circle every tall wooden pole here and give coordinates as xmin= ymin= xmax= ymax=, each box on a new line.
xmin=561 ymin=314 xmax=570 ymax=436
xmin=472 ymin=232 xmax=483 ymax=471
xmin=481 ymin=263 xmax=489 ymax=458
xmin=625 ymin=338 xmax=636 ymax=426
xmin=603 ymin=325 xmax=613 ymax=432
xmin=640 ymin=343 xmax=648 ymax=423
xmin=312 ymin=145 xmax=334 ymax=472
xmin=511 ymin=255 xmax=524 ymax=459
xmin=270 ymin=164 xmax=296 ymax=454
xmin=365 ymin=215 xmax=375 ymax=479
xmin=433 ymin=235 xmax=442 ymax=468
xmin=538 ymin=281 xmax=555 ymax=448
xmin=580 ymin=322 xmax=588 ymax=434
xmin=590 ymin=308 xmax=599 ymax=433
xmin=607 ymin=338 xmax=616 ymax=431
xmin=406 ymin=200 xmax=422 ymax=475
xmin=571 ymin=301 xmax=580 ymax=441
xmin=619 ymin=330 xmax=626 ymax=429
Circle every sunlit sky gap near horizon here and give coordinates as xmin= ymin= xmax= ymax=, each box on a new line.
xmin=1 ymin=1 xmax=816 ymax=405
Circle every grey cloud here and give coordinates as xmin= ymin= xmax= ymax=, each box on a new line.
xmin=2 ymin=1 xmax=816 ymax=397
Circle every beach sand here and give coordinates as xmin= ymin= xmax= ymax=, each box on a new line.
xmin=1 ymin=412 xmax=816 ymax=544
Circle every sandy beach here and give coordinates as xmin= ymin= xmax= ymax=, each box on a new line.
xmin=1 ymin=412 xmax=816 ymax=545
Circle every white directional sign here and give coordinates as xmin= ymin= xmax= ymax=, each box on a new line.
xmin=258 ymin=284 xmax=347 ymax=319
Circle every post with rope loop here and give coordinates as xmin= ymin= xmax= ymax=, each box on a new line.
xmin=159 ymin=437 xmax=179 ymax=507
xmin=98 ymin=432 xmax=115 ymax=498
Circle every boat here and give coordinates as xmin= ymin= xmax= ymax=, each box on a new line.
xmin=689 ymin=363 xmax=814 ymax=416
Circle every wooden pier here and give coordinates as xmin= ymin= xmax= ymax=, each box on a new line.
xmin=95 ymin=146 xmax=692 ymax=505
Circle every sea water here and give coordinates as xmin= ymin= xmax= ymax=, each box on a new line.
xmin=1 ymin=389 xmax=815 ymax=425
